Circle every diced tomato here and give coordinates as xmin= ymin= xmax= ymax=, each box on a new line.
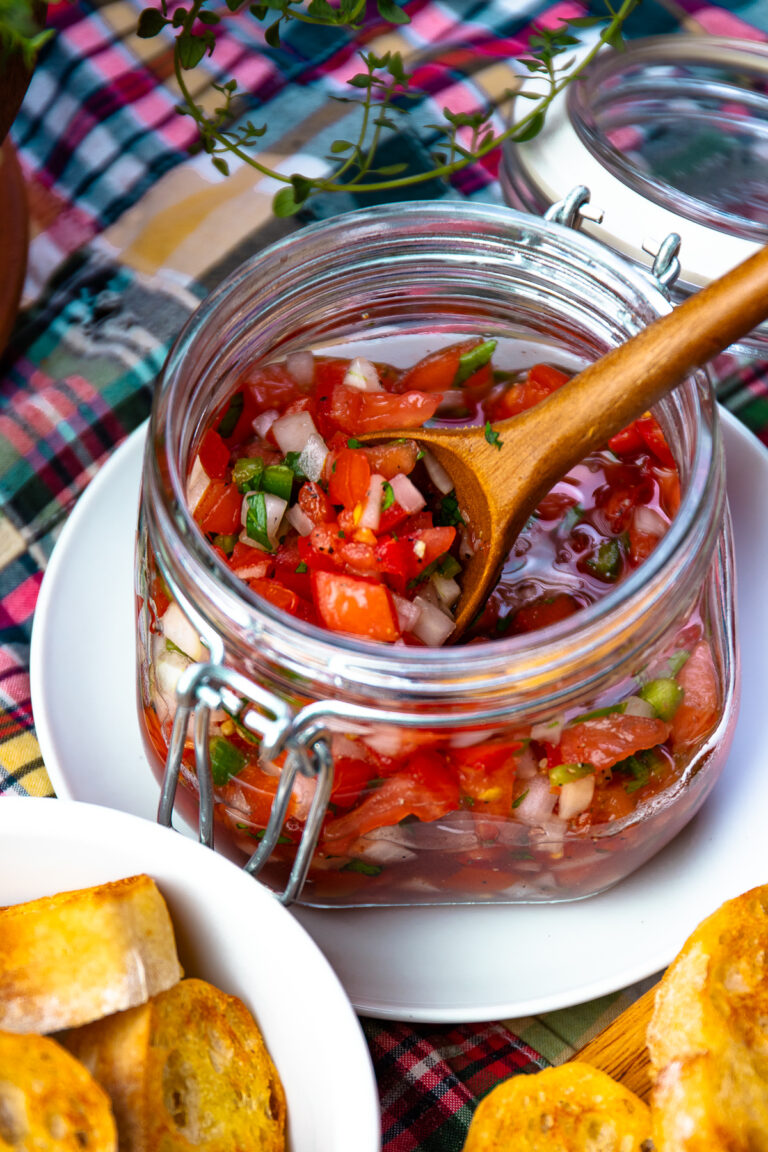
xmin=330 ymin=757 xmax=376 ymax=810
xmin=196 ymin=481 xmax=242 ymax=535
xmin=362 ymin=439 xmax=419 ymax=479
xmin=298 ymin=481 xmax=334 ymax=526
xmin=311 ymin=570 xmax=401 ymax=642
xmin=376 ymin=526 xmax=456 ymax=595
xmin=608 ymin=423 xmax=644 ymax=456
xmin=198 ymin=428 xmax=230 ymax=480
xmin=559 ymin=714 xmax=671 ymax=776
xmin=246 ymin=363 xmax=306 ymax=413
xmin=655 ymin=466 xmax=681 ymax=518
xmin=509 ymin=593 xmax=580 ymax=634
xmin=377 ymin=500 xmax=412 ymax=535
xmin=234 ymin=760 xmax=293 ymax=826
xmin=313 ymin=358 xmax=350 ymax=394
xmin=635 ymin=413 xmax=675 ymax=468
xmin=488 ymin=363 xmax=569 ymax=420
xmin=273 ymin=542 xmax=313 ymax=598
xmin=670 ymin=641 xmax=719 ymax=748
xmin=629 ymin=509 xmax=663 ymax=566
xmin=249 ymin=578 xmax=298 ymax=615
xmin=327 ymin=448 xmax=371 ymax=509
xmin=323 ymin=384 xmax=443 ymax=435
xmin=296 ymin=532 xmax=340 ymax=572
xmin=454 ymin=740 xmax=521 ymax=818
xmin=395 ymin=340 xmax=488 ymax=393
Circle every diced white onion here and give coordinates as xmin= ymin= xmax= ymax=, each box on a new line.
xmin=161 ymin=602 xmax=207 ymax=662
xmin=362 ymin=726 xmax=407 ymax=758
xmin=558 ymin=774 xmax=595 ymax=820
xmin=343 ymin=356 xmax=382 ymax=392
xmin=389 ymin=472 xmax=426 ymax=515
xmin=230 ymin=558 xmax=271 ymax=580
xmin=286 ymin=503 xmax=314 ymax=537
xmin=252 ymin=409 xmax=279 ymax=439
xmin=359 ymin=474 xmax=384 ymax=531
xmin=633 ymin=504 xmax=667 ymax=537
xmin=348 ymin=839 xmax=416 ymax=865
xmin=286 ymin=350 xmax=315 ymax=388
xmin=271 ymin=410 xmax=319 ymax=454
xmin=155 ymin=645 xmax=191 ymax=699
xmin=411 ymin=596 xmax=455 ymax=647
xmin=516 ymin=743 xmax=539 ymax=780
xmin=392 ymin=593 xmax=422 ymax=634
xmin=513 ymin=774 xmax=557 ymax=826
xmin=430 ymin=571 xmax=460 ymax=608
xmin=422 ymin=448 xmax=454 ymax=495
xmin=237 ymin=530 xmax=270 ymax=552
xmin=186 ymin=455 xmax=209 ymax=513
xmin=530 ymin=714 xmax=565 ymax=745
xmin=624 ymin=695 xmax=656 ymax=718
xmin=297 ymin=432 xmax=329 ymax=482
xmin=264 ymin=492 xmax=288 ymax=541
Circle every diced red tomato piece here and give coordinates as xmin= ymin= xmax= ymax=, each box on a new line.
xmin=196 ymin=481 xmax=242 ymax=535
xmin=670 ymin=641 xmax=719 ymax=748
xmin=655 ymin=466 xmax=681 ymax=518
xmin=395 ymin=340 xmax=488 ymax=393
xmin=296 ymin=532 xmax=340 ymax=572
xmin=635 ymin=413 xmax=675 ymax=468
xmin=362 ymin=439 xmax=419 ymax=479
xmin=249 ymin=578 xmax=299 ymax=615
xmin=323 ymin=384 xmax=443 ymax=435
xmin=509 ymin=593 xmax=580 ymax=634
xmin=559 ymin=714 xmax=671 ymax=775
xmin=376 ymin=526 xmax=456 ymax=595
xmin=608 ymin=423 xmax=644 ymax=456
xmin=330 ymin=757 xmax=377 ymax=810
xmin=327 ymin=448 xmax=372 ymax=509
xmin=312 ymin=570 xmax=401 ymax=642
xmin=246 ymin=363 xmax=307 ymax=413
xmin=454 ymin=741 xmax=522 ymax=818
xmin=198 ymin=428 xmax=230 ymax=480
xmin=298 ymin=481 xmax=334 ymax=526
xmin=488 ymin=363 xmax=569 ymax=420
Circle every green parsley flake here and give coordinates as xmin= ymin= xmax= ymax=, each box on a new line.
xmin=381 ymin=481 xmax=395 ymax=511
xmin=484 ymin=421 xmax=503 ymax=450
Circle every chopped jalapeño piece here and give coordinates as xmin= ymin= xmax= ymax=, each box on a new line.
xmin=232 ymin=456 xmax=265 ymax=493
xmin=454 ymin=339 xmax=497 ymax=386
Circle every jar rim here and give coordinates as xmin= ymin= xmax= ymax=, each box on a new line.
xmin=149 ymin=200 xmax=720 ymax=699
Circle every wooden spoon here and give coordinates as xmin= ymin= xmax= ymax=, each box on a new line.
xmin=361 ymin=243 xmax=768 ymax=639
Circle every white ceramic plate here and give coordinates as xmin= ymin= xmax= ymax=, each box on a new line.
xmin=31 ymin=413 xmax=768 ymax=1023
xmin=0 ymin=798 xmax=380 ymax=1151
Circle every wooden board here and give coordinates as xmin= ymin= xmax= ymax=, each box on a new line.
xmin=569 ymin=982 xmax=658 ymax=1102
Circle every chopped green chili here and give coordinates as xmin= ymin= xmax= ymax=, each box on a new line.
xmin=454 ymin=339 xmax=497 ymax=386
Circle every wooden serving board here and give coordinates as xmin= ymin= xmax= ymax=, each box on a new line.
xmin=568 ymin=982 xmax=659 ymax=1102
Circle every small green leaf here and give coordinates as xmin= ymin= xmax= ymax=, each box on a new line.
xmin=212 ymin=156 xmax=230 ymax=176
xmin=290 ymin=173 xmax=313 ymax=204
xmin=247 ymin=1 xmax=267 ymax=15
xmin=307 ymin=0 xmax=337 ymax=17
xmin=177 ymin=31 xmax=207 ymax=68
xmin=330 ymin=139 xmax=354 ymax=154
xmin=374 ymin=163 xmax=408 ymax=176
xmin=171 ymin=7 xmax=187 ymax=27
xmin=347 ymin=73 xmax=373 ymax=89
xmin=381 ymin=481 xmax=395 ymax=511
xmin=484 ymin=421 xmax=503 ymax=451
xmin=273 ymin=186 xmax=302 ymax=217
xmin=137 ymin=8 xmax=168 ymax=37
xmin=375 ymin=0 xmax=409 ymax=24
xmin=198 ymin=10 xmax=220 ymax=23
xmin=510 ymin=111 xmax=545 ymax=143
xmin=264 ymin=18 xmax=281 ymax=47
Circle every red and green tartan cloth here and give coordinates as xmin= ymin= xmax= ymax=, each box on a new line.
xmin=2 ymin=0 xmax=767 ymax=1147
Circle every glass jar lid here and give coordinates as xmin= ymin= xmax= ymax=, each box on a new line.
xmin=500 ymin=36 xmax=768 ymax=292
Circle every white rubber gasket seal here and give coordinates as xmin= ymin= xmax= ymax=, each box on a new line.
xmin=512 ymin=74 xmax=760 ymax=290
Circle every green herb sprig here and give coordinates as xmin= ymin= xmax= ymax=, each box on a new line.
xmin=137 ymin=0 xmax=641 ymax=215
xmin=1 ymin=0 xmax=54 ymax=67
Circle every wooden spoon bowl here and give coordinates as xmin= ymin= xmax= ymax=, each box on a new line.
xmin=362 ymin=243 xmax=768 ymax=639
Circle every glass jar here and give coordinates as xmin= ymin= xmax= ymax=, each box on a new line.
xmin=134 ymin=201 xmax=738 ymax=908
xmin=500 ymin=35 xmax=768 ymax=394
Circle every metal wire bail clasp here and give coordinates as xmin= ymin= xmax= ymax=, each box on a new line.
xmin=157 ymin=660 xmax=333 ymax=905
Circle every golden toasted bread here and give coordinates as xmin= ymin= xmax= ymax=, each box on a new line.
xmin=647 ymin=883 xmax=768 ymax=1151
xmin=0 ymin=1028 xmax=117 ymax=1151
xmin=63 ymin=978 xmax=286 ymax=1152
xmin=0 ymin=875 xmax=183 ymax=1034
xmin=463 ymin=1061 xmax=653 ymax=1151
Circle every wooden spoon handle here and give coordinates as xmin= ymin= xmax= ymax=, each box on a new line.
xmin=519 ymin=242 xmax=768 ymax=481
xmin=569 ymin=982 xmax=658 ymax=1103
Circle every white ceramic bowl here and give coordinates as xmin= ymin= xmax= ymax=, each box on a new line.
xmin=0 ymin=798 xmax=381 ymax=1152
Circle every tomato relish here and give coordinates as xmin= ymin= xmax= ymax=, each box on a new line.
xmin=141 ymin=338 xmax=723 ymax=903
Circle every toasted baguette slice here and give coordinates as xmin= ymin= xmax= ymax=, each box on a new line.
xmin=62 ymin=978 xmax=286 ymax=1152
xmin=0 ymin=1028 xmax=117 ymax=1150
xmin=0 ymin=875 xmax=183 ymax=1033
xmin=463 ymin=1062 xmax=652 ymax=1151
xmin=647 ymin=883 xmax=768 ymax=1152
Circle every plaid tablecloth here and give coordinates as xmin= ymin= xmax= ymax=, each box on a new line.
xmin=3 ymin=0 xmax=768 ymax=1146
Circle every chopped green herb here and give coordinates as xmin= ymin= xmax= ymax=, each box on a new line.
xmin=212 ymin=533 xmax=238 ymax=556
xmin=347 ymin=437 xmax=363 ymax=449
xmin=548 ymin=762 xmax=593 ymax=787
xmin=337 ymin=529 xmax=346 ymax=539
xmin=614 ymin=749 xmax=658 ymax=793
xmin=381 ymin=481 xmax=395 ymax=511
xmin=165 ymin=638 xmax=188 ymax=658
xmin=512 ymin=790 xmax=529 ymax=808
xmin=484 ymin=421 xmax=503 ymax=451
xmin=209 ymin=736 xmax=246 ymax=786
xmin=416 ymin=449 xmax=425 ymax=461
xmin=406 ymin=554 xmax=447 ymax=590
xmin=217 ymin=390 xmax=244 ymax=438
xmin=435 ymin=490 xmax=464 ymax=527
xmin=438 ymin=554 xmax=462 ymax=579
xmin=236 ymin=824 xmax=292 ymax=844
xmin=585 ymin=538 xmax=622 ymax=581
xmin=244 ymin=491 xmax=274 ymax=551
xmin=232 ymin=456 xmax=265 ymax=493
xmin=295 ymin=561 xmax=309 ymax=574
xmin=284 ymin=451 xmax=307 ymax=481
xmin=455 ymin=339 xmax=497 ymax=386
xmin=639 ymin=677 xmax=684 ymax=721
xmin=342 ymin=859 xmax=383 ymax=876
xmin=262 ymin=463 xmax=293 ymax=502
